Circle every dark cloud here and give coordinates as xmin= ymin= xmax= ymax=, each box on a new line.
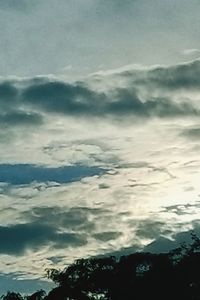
xmin=135 ymin=220 xmax=168 ymax=239
xmin=0 ymin=82 xmax=43 ymax=127
xmin=98 ymin=183 xmax=110 ymax=189
xmin=0 ymin=164 xmax=105 ymax=185
xmin=24 ymin=206 xmax=96 ymax=232
xmin=0 ymin=111 xmax=43 ymax=126
xmin=21 ymin=79 xmax=200 ymax=119
xmin=149 ymin=60 xmax=200 ymax=90
xmin=107 ymin=90 xmax=199 ymax=118
xmin=21 ymin=206 xmax=113 ymax=236
xmin=116 ymin=162 xmax=149 ymax=169
xmin=0 ymin=205 xmax=115 ymax=255
xmin=162 ymin=203 xmax=196 ymax=216
xmin=124 ymin=59 xmax=200 ymax=91
xmin=0 ymin=82 xmax=18 ymax=103
xmin=1 ymin=59 xmax=200 ymax=125
xmin=22 ymin=81 xmax=105 ymax=116
xmin=0 ymin=222 xmax=87 ymax=255
xmin=181 ymin=127 xmax=200 ymax=139
xmin=93 ymin=231 xmax=122 ymax=242
xmin=20 ymin=206 xmax=113 ymax=248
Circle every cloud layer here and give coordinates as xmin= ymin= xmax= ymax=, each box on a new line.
xmin=1 ymin=59 xmax=200 ymax=129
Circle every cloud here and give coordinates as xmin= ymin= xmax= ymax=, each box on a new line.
xmin=0 ymin=82 xmax=43 ymax=127
xmin=0 ymin=222 xmax=87 ymax=255
xmin=22 ymin=81 xmax=104 ymax=116
xmin=135 ymin=220 xmax=167 ymax=239
xmin=108 ymin=89 xmax=198 ymax=118
xmin=0 ymin=111 xmax=43 ymax=127
xmin=23 ymin=206 xmax=99 ymax=232
xmin=0 ymin=59 xmax=200 ymax=126
xmin=93 ymin=231 xmax=122 ymax=242
xmin=182 ymin=49 xmax=200 ymax=56
xmin=0 ymin=164 xmax=106 ymax=185
xmin=0 ymin=82 xmax=18 ymax=104
xmin=181 ymin=126 xmax=200 ymax=139
xmin=20 ymin=77 xmax=200 ymax=120
xmin=0 ymin=205 xmax=116 ymax=256
xmin=127 ymin=59 xmax=200 ymax=91
xmin=162 ymin=204 xmax=195 ymax=216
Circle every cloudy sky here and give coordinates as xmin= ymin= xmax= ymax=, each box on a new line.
xmin=1 ymin=0 xmax=200 ymax=294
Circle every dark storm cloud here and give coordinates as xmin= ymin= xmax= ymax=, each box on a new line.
xmin=108 ymin=89 xmax=198 ymax=118
xmin=0 ymin=164 xmax=105 ymax=185
xmin=1 ymin=59 xmax=200 ymax=124
xmin=0 ymin=111 xmax=43 ymax=126
xmin=0 ymin=81 xmax=43 ymax=127
xmin=21 ymin=79 xmax=200 ymax=119
xmin=22 ymin=81 xmax=105 ymax=116
xmin=0 ymin=82 xmax=18 ymax=103
xmin=0 ymin=222 xmax=87 ymax=255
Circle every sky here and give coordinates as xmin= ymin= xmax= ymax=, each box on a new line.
xmin=1 ymin=0 xmax=200 ymax=294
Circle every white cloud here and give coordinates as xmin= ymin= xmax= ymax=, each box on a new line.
xmin=182 ymin=48 xmax=200 ymax=56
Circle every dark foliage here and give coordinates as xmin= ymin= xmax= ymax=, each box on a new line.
xmin=2 ymin=233 xmax=200 ymax=299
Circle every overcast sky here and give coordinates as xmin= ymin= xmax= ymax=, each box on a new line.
xmin=0 ymin=0 xmax=200 ymax=77
xmin=1 ymin=0 xmax=200 ymax=295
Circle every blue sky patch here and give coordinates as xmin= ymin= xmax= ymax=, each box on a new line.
xmin=0 ymin=164 xmax=106 ymax=185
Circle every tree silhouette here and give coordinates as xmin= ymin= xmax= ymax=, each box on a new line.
xmin=1 ymin=292 xmax=24 ymax=300
xmin=46 ymin=257 xmax=116 ymax=299
xmin=25 ymin=290 xmax=46 ymax=300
